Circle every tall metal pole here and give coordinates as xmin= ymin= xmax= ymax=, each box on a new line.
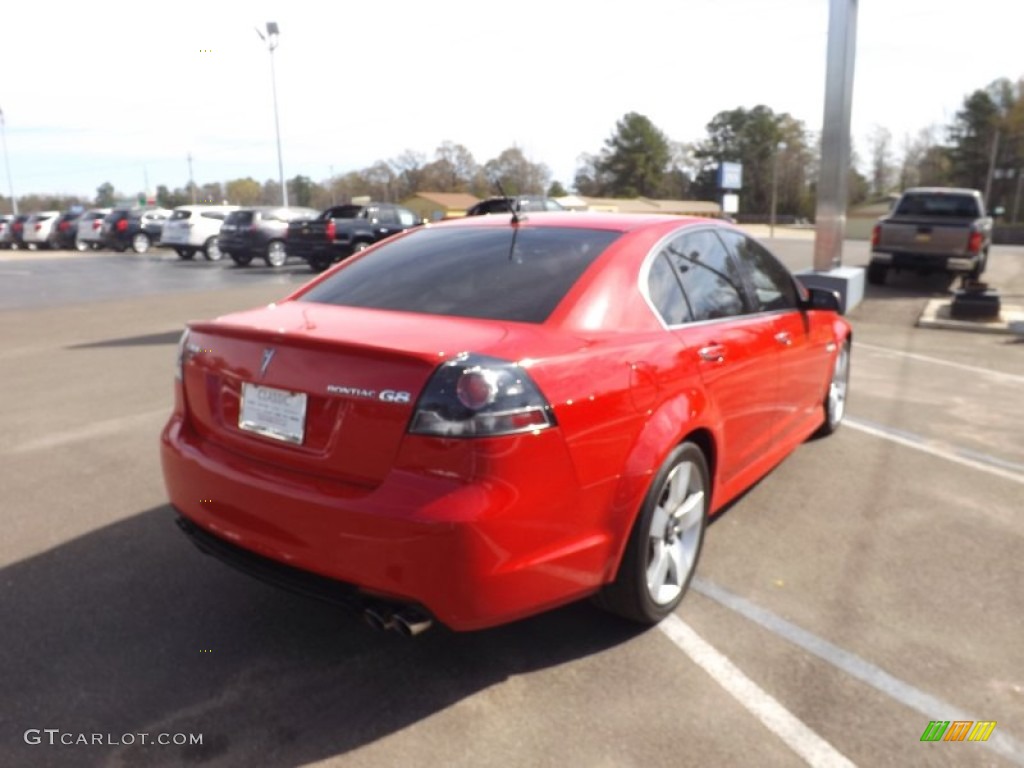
xmin=264 ymin=24 xmax=288 ymax=207
xmin=813 ymin=0 xmax=858 ymax=271
xmin=0 ymin=107 xmax=17 ymax=215
xmin=770 ymin=144 xmax=784 ymax=238
xmin=188 ymin=153 xmax=197 ymax=204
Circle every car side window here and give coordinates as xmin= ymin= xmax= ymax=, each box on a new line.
xmin=647 ymin=252 xmax=692 ymax=325
xmin=665 ymin=230 xmax=747 ymax=321
xmin=718 ymin=230 xmax=799 ymax=312
xmin=397 ymin=208 xmax=418 ymax=227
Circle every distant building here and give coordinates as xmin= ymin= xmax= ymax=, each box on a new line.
xmin=557 ymin=196 xmax=722 ymax=217
xmin=402 ymin=192 xmax=481 ymax=221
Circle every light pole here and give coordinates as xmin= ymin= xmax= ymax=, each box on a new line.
xmin=769 ymin=142 xmax=786 ymax=238
xmin=256 ymin=22 xmax=287 ymax=206
xmin=0 ymin=107 xmax=17 ymax=215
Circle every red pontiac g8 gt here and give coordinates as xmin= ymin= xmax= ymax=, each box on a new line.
xmin=161 ymin=212 xmax=851 ymax=634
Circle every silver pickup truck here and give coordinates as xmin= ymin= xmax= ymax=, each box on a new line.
xmin=869 ymin=187 xmax=1002 ymax=285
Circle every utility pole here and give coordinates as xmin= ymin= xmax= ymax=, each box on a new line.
xmin=0 ymin=107 xmax=17 ymax=215
xmin=187 ymin=153 xmax=197 ymax=204
xmin=984 ymin=130 xmax=1000 ymax=207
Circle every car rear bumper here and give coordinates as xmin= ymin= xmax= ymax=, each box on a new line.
xmin=871 ymin=250 xmax=979 ymax=272
xmin=160 ymin=415 xmax=610 ymax=630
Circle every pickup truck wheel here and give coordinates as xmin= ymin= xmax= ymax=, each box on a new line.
xmin=867 ymin=262 xmax=888 ymax=285
xmin=131 ymin=233 xmax=151 ymax=254
xmin=203 ymin=237 xmax=223 ymax=261
xmin=175 ymin=248 xmax=193 ymax=261
xmin=309 ymin=256 xmax=333 ymax=272
xmin=265 ymin=240 xmax=287 ymax=268
xmin=229 ymin=252 xmax=253 ymax=267
xmin=969 ymin=249 xmax=989 ymax=280
xmin=596 ymin=442 xmax=709 ymax=625
xmin=353 ymin=241 xmax=370 ymax=254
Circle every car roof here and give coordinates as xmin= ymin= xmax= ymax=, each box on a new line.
xmin=436 ymin=211 xmax=718 ymax=233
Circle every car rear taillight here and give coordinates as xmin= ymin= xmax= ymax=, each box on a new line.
xmin=326 ymin=220 xmax=336 ymax=240
xmin=92 ymin=220 xmax=101 ymax=230
xmin=34 ymin=222 xmax=42 ymax=231
xmin=59 ymin=221 xmax=68 ymax=232
xmin=967 ymin=231 xmax=983 ymax=254
xmin=871 ymin=224 xmax=880 ymax=248
xmin=409 ymin=354 xmax=556 ymax=438
xmin=175 ymin=329 xmax=191 ymax=381
xmin=116 ymin=219 xmax=128 ymax=232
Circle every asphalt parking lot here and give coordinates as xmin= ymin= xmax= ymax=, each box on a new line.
xmin=1 ymin=234 xmax=1022 ymax=767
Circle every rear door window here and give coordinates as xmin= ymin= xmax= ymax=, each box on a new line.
xmin=717 ymin=230 xmax=798 ymax=312
xmin=664 ymin=229 xmax=748 ymax=321
xmin=170 ymin=210 xmax=192 ymax=220
xmin=300 ymin=226 xmax=621 ymax=323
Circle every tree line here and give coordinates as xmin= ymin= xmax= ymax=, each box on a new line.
xmin=4 ymin=76 xmax=1022 ymax=221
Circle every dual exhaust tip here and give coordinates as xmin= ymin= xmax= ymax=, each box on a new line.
xmin=363 ymin=604 xmax=433 ymax=637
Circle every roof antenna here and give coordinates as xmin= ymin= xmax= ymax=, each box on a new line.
xmin=494 ymin=178 xmax=520 ymax=225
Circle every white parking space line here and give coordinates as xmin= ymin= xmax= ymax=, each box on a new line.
xmin=8 ymin=409 xmax=168 ymax=455
xmin=855 ymin=342 xmax=1024 ymax=385
xmin=693 ymin=579 xmax=1024 ymax=767
xmin=844 ymin=417 xmax=1024 ymax=486
xmin=659 ymin=614 xmax=856 ymax=768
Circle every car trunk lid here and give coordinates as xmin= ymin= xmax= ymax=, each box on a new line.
xmin=181 ymin=301 xmax=511 ymax=486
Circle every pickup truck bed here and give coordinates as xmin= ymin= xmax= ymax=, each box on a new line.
xmin=286 ymin=203 xmax=421 ymax=272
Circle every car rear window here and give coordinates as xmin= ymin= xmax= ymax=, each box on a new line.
xmin=170 ymin=210 xmax=192 ymax=220
xmin=895 ymin=193 xmax=981 ymax=218
xmin=226 ymin=211 xmax=254 ymax=225
xmin=299 ymin=225 xmax=621 ymax=323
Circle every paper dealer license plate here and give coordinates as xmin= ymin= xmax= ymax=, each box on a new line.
xmin=239 ymin=383 xmax=307 ymax=444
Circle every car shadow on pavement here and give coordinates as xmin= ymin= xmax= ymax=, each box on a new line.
xmin=2 ymin=505 xmax=645 ymax=767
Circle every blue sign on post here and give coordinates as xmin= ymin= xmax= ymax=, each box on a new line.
xmin=718 ymin=162 xmax=743 ymax=190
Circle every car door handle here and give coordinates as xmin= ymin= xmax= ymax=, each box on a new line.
xmin=774 ymin=331 xmax=793 ymax=346
xmin=698 ymin=345 xmax=726 ymax=363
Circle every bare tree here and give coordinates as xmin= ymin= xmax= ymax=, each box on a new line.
xmin=867 ymin=126 xmax=895 ymax=198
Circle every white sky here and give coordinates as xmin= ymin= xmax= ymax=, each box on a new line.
xmin=1 ymin=0 xmax=1022 ymax=200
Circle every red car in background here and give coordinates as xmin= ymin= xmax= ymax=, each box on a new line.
xmin=161 ymin=212 xmax=851 ymax=634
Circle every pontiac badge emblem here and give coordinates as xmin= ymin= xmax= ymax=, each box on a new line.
xmin=259 ymin=348 xmax=276 ymax=379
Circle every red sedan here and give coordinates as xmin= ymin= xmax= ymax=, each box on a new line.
xmin=161 ymin=212 xmax=851 ymax=634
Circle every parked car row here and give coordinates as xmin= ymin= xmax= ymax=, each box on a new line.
xmin=2 ymin=195 xmax=567 ymax=269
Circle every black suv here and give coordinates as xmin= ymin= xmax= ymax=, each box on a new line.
xmin=466 ymin=196 xmax=565 ymax=216
xmin=49 ymin=209 xmax=85 ymax=250
xmin=100 ymin=208 xmax=171 ymax=253
xmin=218 ymin=206 xmax=319 ymax=268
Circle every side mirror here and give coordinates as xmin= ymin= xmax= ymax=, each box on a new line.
xmin=991 ymin=205 xmax=1005 ymax=218
xmin=803 ymin=287 xmax=843 ymax=315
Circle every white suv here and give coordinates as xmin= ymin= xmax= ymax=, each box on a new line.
xmin=22 ymin=211 xmax=61 ymax=250
xmin=160 ymin=205 xmax=239 ymax=261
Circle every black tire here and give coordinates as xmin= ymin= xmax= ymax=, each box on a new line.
xmin=866 ymin=262 xmax=888 ymax=285
xmin=202 ymin=237 xmax=223 ymax=262
xmin=353 ymin=241 xmax=371 ymax=254
xmin=229 ymin=252 xmax=253 ymax=267
xmin=596 ymin=442 xmax=709 ymax=625
xmin=175 ymin=248 xmax=193 ymax=261
xmin=814 ymin=339 xmax=850 ymax=438
xmin=131 ymin=233 xmax=151 ymax=254
xmin=968 ymin=249 xmax=988 ymax=281
xmin=309 ymin=256 xmax=333 ymax=273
